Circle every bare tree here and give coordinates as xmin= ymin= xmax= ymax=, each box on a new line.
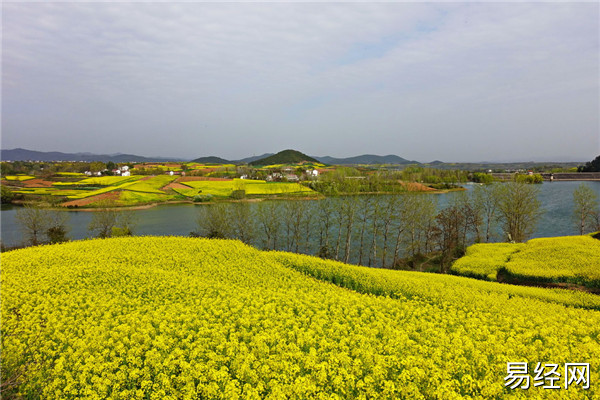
xmin=89 ymin=200 xmax=137 ymax=238
xmin=357 ymin=196 xmax=374 ymax=265
xmin=399 ymin=193 xmax=437 ymax=258
xmin=573 ymin=183 xmax=599 ymax=235
xmin=196 ymin=203 xmax=230 ymax=239
xmin=317 ymin=198 xmax=335 ymax=258
xmin=341 ymin=197 xmax=359 ymax=263
xmin=88 ymin=205 xmax=118 ymax=239
xmin=45 ymin=210 xmax=70 ymax=243
xmin=229 ymin=202 xmax=255 ymax=244
xmin=256 ymin=200 xmax=281 ymax=250
xmin=16 ymin=205 xmax=49 ymax=246
xmin=380 ymin=195 xmax=400 ymax=268
xmin=473 ymin=183 xmax=501 ymax=242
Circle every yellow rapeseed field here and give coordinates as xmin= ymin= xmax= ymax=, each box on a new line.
xmin=451 ymin=235 xmax=600 ymax=288
xmin=2 ymin=237 xmax=599 ymax=399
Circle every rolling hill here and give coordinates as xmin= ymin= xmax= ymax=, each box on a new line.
xmin=3 ymin=237 xmax=599 ymax=398
xmin=191 ymin=156 xmax=231 ymax=164
xmin=249 ymin=149 xmax=319 ymax=166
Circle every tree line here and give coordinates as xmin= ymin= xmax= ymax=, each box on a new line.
xmin=9 ymin=183 xmax=599 ymax=270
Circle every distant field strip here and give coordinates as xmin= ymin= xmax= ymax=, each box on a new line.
xmin=3 ymin=175 xmax=36 ymax=181
xmin=77 ymin=176 xmax=139 ymax=186
xmin=180 ymin=179 xmax=314 ymax=197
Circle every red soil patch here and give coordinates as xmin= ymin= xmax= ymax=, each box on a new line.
xmin=399 ymin=181 xmax=437 ymax=192
xmin=23 ymin=179 xmax=55 ymax=188
xmin=163 ymin=182 xmax=192 ymax=190
xmin=62 ymin=191 xmax=120 ymax=208
xmin=177 ymin=177 xmax=232 ymax=182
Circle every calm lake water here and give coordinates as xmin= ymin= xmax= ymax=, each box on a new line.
xmin=2 ymin=181 xmax=599 ymax=251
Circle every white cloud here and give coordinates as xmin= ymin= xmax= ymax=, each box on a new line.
xmin=2 ymin=2 xmax=598 ymax=161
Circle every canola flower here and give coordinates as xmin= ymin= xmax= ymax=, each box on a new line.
xmin=450 ymin=236 xmax=600 ymax=289
xmin=2 ymin=237 xmax=599 ymax=399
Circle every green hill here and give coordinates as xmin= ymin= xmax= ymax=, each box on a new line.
xmin=3 ymin=237 xmax=599 ymax=398
xmin=248 ymin=149 xmax=319 ymax=166
xmin=191 ymin=156 xmax=231 ymax=164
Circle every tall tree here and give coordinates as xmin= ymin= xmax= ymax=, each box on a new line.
xmin=196 ymin=203 xmax=230 ymax=239
xmin=497 ymin=182 xmax=542 ymax=243
xmin=229 ymin=202 xmax=255 ymax=244
xmin=573 ymin=183 xmax=599 ymax=235
xmin=473 ymin=183 xmax=501 ymax=242
xmin=256 ymin=201 xmax=281 ymax=250
xmin=317 ymin=198 xmax=335 ymax=258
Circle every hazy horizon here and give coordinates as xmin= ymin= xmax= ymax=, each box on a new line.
xmin=2 ymin=2 xmax=599 ymax=162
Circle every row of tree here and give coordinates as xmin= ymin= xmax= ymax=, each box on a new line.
xmin=194 ymin=182 xmax=565 ymax=270
xmin=10 ymin=183 xmax=599 ymax=271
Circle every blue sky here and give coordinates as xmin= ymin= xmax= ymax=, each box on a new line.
xmin=2 ymin=2 xmax=598 ymax=162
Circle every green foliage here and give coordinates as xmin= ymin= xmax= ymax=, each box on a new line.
xmin=230 ymin=189 xmax=246 ymax=199
xmin=1 ymin=185 xmax=15 ymax=203
xmin=515 ymin=173 xmax=543 ymax=184
xmin=578 ymin=154 xmax=600 ymax=172
xmin=573 ymin=183 xmax=599 ymax=235
xmin=497 ymin=182 xmax=542 ymax=242
xmin=471 ymin=172 xmax=494 ymax=184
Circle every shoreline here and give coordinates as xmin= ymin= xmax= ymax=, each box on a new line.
xmin=9 ymin=188 xmax=461 ymax=211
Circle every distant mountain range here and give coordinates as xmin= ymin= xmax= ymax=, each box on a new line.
xmin=0 ymin=148 xmax=585 ymax=170
xmin=317 ymin=154 xmax=417 ymax=165
xmin=1 ymin=148 xmax=183 ymax=163
xmin=1 ymin=148 xmax=420 ymax=165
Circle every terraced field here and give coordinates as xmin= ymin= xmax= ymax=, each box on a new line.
xmin=2 ymin=237 xmax=598 ymax=399
xmin=451 ymin=235 xmax=600 ymax=289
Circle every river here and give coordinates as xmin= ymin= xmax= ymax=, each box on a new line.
xmin=2 ymin=181 xmax=599 ymax=258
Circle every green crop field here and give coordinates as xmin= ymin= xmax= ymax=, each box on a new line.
xmin=118 ymin=190 xmax=172 ymax=205
xmin=77 ymin=176 xmax=140 ymax=186
xmin=2 ymin=237 xmax=598 ymax=399
xmin=121 ymin=175 xmax=176 ymax=194
xmin=451 ymin=235 xmax=600 ymax=288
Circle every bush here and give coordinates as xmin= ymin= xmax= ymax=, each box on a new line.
xmin=193 ymin=194 xmax=213 ymax=202
xmin=231 ymin=189 xmax=246 ymax=200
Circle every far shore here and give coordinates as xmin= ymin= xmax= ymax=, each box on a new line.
xmin=9 ymin=187 xmax=466 ymax=211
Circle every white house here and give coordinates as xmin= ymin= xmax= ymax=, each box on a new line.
xmin=122 ymin=170 xmax=131 ymax=177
